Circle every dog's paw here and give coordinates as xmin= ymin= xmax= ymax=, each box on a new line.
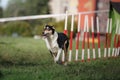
xmin=56 ymin=61 xmax=62 ymax=64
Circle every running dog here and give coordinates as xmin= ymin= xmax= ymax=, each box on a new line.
xmin=42 ymin=25 xmax=69 ymax=65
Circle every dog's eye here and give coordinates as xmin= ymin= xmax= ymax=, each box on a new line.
xmin=47 ymin=28 xmax=51 ymax=31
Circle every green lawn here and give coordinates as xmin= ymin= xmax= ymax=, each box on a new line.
xmin=0 ymin=37 xmax=120 ymax=80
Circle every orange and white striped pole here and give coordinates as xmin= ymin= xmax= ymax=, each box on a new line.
xmin=117 ymin=26 xmax=120 ymax=56
xmin=114 ymin=20 xmax=119 ymax=57
xmin=86 ymin=15 xmax=90 ymax=61
xmin=91 ymin=16 xmax=96 ymax=60
xmin=62 ymin=11 xmax=68 ymax=62
xmin=68 ymin=14 xmax=74 ymax=62
xmin=108 ymin=19 xmax=112 ymax=57
xmin=112 ymin=21 xmax=119 ymax=57
xmin=96 ymin=17 xmax=101 ymax=58
xmin=75 ymin=13 xmax=81 ymax=61
xmin=81 ymin=15 xmax=87 ymax=62
xmin=104 ymin=19 xmax=109 ymax=58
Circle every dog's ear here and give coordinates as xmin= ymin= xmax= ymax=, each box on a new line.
xmin=44 ymin=24 xmax=49 ymax=29
xmin=52 ymin=26 xmax=55 ymax=30
xmin=51 ymin=26 xmax=55 ymax=34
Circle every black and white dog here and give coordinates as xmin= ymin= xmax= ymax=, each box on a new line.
xmin=42 ymin=25 xmax=69 ymax=65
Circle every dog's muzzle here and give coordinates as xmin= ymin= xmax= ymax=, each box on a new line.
xmin=42 ymin=32 xmax=49 ymax=38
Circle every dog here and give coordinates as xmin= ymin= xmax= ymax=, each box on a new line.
xmin=42 ymin=25 xmax=69 ymax=65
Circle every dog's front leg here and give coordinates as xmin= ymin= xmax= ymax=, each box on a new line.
xmin=54 ymin=48 xmax=62 ymax=63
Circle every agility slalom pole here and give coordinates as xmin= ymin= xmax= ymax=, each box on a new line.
xmin=114 ymin=20 xmax=119 ymax=57
xmin=112 ymin=20 xmax=119 ymax=57
xmin=107 ymin=19 xmax=112 ymax=57
xmin=68 ymin=14 xmax=74 ymax=62
xmin=86 ymin=15 xmax=90 ymax=61
xmin=96 ymin=17 xmax=101 ymax=58
xmin=91 ymin=16 xmax=96 ymax=60
xmin=64 ymin=11 xmax=68 ymax=35
xmin=81 ymin=15 xmax=87 ymax=62
xmin=104 ymin=19 xmax=109 ymax=58
xmin=62 ymin=11 xmax=68 ymax=62
xmin=75 ymin=13 xmax=81 ymax=61
xmin=117 ymin=27 xmax=120 ymax=56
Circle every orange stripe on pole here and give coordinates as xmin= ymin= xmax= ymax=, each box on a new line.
xmin=87 ymin=32 xmax=90 ymax=48
xmin=92 ymin=32 xmax=95 ymax=48
xmin=76 ymin=32 xmax=80 ymax=49
xmin=82 ymin=32 xmax=86 ymax=49
xmin=69 ymin=31 xmax=73 ymax=50
xmin=97 ymin=32 xmax=100 ymax=48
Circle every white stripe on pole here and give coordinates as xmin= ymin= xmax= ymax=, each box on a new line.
xmin=112 ymin=48 xmax=115 ymax=57
xmin=64 ymin=11 xmax=68 ymax=31
xmin=82 ymin=49 xmax=85 ymax=61
xmin=69 ymin=50 xmax=72 ymax=62
xmin=108 ymin=48 xmax=111 ymax=57
xmin=93 ymin=49 xmax=96 ymax=59
xmin=109 ymin=18 xmax=112 ymax=33
xmin=88 ymin=49 xmax=90 ymax=60
xmin=86 ymin=15 xmax=89 ymax=33
xmin=96 ymin=17 xmax=100 ymax=33
xmin=84 ymin=15 xmax=87 ymax=32
xmin=75 ymin=50 xmax=79 ymax=61
xmin=91 ymin=17 xmax=94 ymax=32
xmin=71 ymin=14 xmax=74 ymax=31
xmin=62 ymin=50 xmax=65 ymax=62
xmin=106 ymin=19 xmax=109 ymax=33
xmin=104 ymin=48 xmax=107 ymax=57
xmin=77 ymin=13 xmax=81 ymax=32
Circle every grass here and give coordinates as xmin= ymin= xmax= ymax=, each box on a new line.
xmin=0 ymin=37 xmax=120 ymax=80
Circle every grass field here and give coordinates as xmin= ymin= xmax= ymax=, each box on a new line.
xmin=0 ymin=37 xmax=120 ymax=80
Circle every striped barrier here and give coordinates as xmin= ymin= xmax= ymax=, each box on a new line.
xmin=63 ymin=12 xmax=120 ymax=62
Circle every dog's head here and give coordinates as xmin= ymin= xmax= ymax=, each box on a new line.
xmin=42 ymin=25 xmax=55 ymax=38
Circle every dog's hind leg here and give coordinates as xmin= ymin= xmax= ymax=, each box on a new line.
xmin=63 ymin=40 xmax=69 ymax=65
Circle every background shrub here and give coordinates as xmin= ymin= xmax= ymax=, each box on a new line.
xmin=3 ymin=21 xmax=32 ymax=37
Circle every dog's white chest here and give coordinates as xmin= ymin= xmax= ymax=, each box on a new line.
xmin=44 ymin=36 xmax=59 ymax=53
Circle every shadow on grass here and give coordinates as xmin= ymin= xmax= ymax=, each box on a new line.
xmin=0 ymin=71 xmax=3 ymax=79
xmin=0 ymin=59 xmax=41 ymax=67
xmin=0 ymin=42 xmax=14 ymax=45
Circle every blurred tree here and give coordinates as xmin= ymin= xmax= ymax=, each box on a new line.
xmin=0 ymin=0 xmax=3 ymax=18
xmin=0 ymin=7 xmax=3 ymax=18
xmin=4 ymin=0 xmax=50 ymax=17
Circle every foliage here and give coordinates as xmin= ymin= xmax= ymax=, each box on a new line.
xmin=0 ymin=23 xmax=4 ymax=35
xmin=3 ymin=21 xmax=32 ymax=37
xmin=0 ymin=7 xmax=3 ymax=18
xmin=4 ymin=0 xmax=50 ymax=17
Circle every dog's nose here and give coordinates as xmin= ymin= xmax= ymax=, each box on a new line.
xmin=42 ymin=32 xmax=44 ymax=35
